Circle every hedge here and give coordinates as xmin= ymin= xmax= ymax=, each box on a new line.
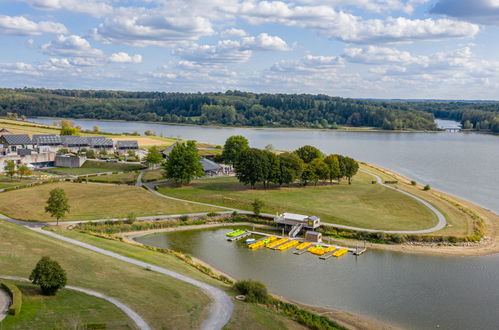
xmin=1 ymin=282 xmax=22 ymax=315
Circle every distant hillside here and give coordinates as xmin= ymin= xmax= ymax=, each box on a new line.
xmin=0 ymin=88 xmax=496 ymax=132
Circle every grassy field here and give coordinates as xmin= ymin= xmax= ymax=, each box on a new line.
xmin=157 ymin=172 xmax=438 ymax=231
xmin=0 ymin=221 xmax=308 ymax=329
xmin=48 ymin=160 xmax=145 ymax=176
xmin=49 ymin=229 xmax=311 ymax=329
xmin=0 ymin=182 xmax=220 ymax=221
xmin=87 ymin=172 xmax=139 ymax=185
xmin=0 ymin=280 xmax=134 ymax=329
xmin=142 ymin=169 xmax=165 ymax=182
xmin=0 ymin=221 xmax=212 ymax=329
xmin=359 ymin=164 xmax=474 ymax=236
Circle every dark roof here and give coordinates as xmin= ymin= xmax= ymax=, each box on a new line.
xmin=116 ymin=140 xmax=138 ymax=149
xmin=162 ymin=142 xmax=179 ymax=154
xmin=2 ymin=134 xmax=32 ymax=145
xmin=0 ymin=128 xmax=9 ymax=132
xmin=61 ymin=135 xmax=89 ymax=146
xmin=17 ymin=148 xmax=32 ymax=156
xmin=200 ymin=158 xmax=222 ymax=172
xmin=33 ymin=134 xmax=62 ymax=145
xmin=88 ymin=136 xmax=113 ymax=147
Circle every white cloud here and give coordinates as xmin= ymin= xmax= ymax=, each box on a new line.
xmin=92 ymin=10 xmax=214 ymax=47
xmin=174 ymin=33 xmax=289 ymax=63
xmin=298 ymin=0 xmax=429 ymax=15
xmin=241 ymin=33 xmax=290 ymax=51
xmin=0 ymin=62 xmax=41 ymax=76
xmin=0 ymin=15 xmax=68 ymax=36
xmin=344 ymin=46 xmax=427 ymax=65
xmin=431 ymin=0 xmax=499 ymax=25
xmin=41 ymin=35 xmax=103 ymax=57
xmin=21 ymin=0 xmax=113 ymax=18
xmin=271 ymin=54 xmax=344 ymax=73
xmin=220 ymin=28 xmax=247 ymax=38
xmin=225 ymin=1 xmax=479 ymax=44
xmin=109 ymin=52 xmax=143 ymax=64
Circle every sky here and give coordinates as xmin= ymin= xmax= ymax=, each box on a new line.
xmin=1 ymin=0 xmax=499 ymax=99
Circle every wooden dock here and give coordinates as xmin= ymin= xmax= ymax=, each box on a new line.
xmin=353 ymin=248 xmax=367 ymax=256
xmin=227 ymin=231 xmax=251 ymax=242
xmin=319 ymin=249 xmax=338 ymax=260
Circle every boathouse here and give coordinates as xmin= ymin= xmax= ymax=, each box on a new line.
xmin=274 ymin=213 xmax=321 ymax=237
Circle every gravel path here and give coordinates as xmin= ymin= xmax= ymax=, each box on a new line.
xmin=0 ymin=285 xmax=10 ymax=322
xmin=0 ymin=276 xmax=150 ymax=329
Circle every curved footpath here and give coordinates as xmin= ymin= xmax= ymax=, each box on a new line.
xmin=144 ymin=169 xmax=447 ymax=235
xmin=0 ymin=217 xmax=233 ymax=330
xmin=0 ymin=285 xmax=10 ymax=322
xmin=0 ymin=276 xmax=150 ymax=330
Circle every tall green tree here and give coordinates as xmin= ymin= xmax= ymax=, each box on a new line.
xmin=335 ymin=154 xmax=346 ymax=183
xmin=17 ymin=163 xmax=32 ymax=180
xmin=324 ymin=154 xmax=340 ymax=183
xmin=301 ymin=163 xmax=318 ymax=186
xmin=262 ymin=150 xmax=280 ymax=188
xmin=309 ymin=158 xmax=329 ymax=185
xmin=163 ymin=141 xmax=203 ymax=185
xmin=221 ymin=135 xmax=249 ymax=166
xmin=277 ymin=152 xmax=303 ymax=186
xmin=234 ymin=148 xmax=266 ymax=188
xmin=294 ymin=145 xmax=323 ymax=163
xmin=344 ymin=157 xmax=359 ymax=184
xmin=3 ymin=160 xmax=16 ymax=181
xmin=45 ymin=188 xmax=70 ymax=225
xmin=144 ymin=147 xmax=163 ymax=168
xmin=29 ymin=256 xmax=67 ymax=296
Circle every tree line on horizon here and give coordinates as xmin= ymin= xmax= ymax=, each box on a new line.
xmin=1 ymin=88 xmax=497 ymax=133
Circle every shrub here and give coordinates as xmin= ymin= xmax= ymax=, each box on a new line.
xmin=424 ymin=184 xmax=431 ymax=191
xmin=234 ymin=279 xmax=269 ymax=303
xmin=206 ymin=212 xmax=219 ymax=217
xmin=391 ymin=234 xmax=407 ymax=243
xmin=1 ymin=282 xmax=22 ymax=315
xmin=232 ymin=210 xmax=238 ymax=216
xmin=411 ymin=180 xmax=417 ymax=186
xmin=29 ymin=256 xmax=67 ymax=296
xmin=179 ymin=215 xmax=189 ymax=221
xmin=251 ymin=199 xmax=264 ymax=216
xmin=126 ymin=213 xmax=136 ymax=224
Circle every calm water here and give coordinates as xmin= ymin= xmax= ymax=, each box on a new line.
xmin=29 ymin=117 xmax=499 ymax=213
xmin=136 ymin=227 xmax=499 ymax=330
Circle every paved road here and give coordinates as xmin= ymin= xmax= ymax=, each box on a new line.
xmin=145 ymin=170 xmax=447 ymax=234
xmin=0 ymin=276 xmax=150 ymax=330
xmin=0 ymin=217 xmax=233 ymax=330
xmin=0 ymin=285 xmax=10 ymax=322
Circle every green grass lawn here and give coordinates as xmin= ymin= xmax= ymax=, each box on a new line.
xmin=0 ymin=221 xmax=211 ymax=329
xmin=0 ymin=280 xmax=133 ymax=329
xmin=0 ymin=182 xmax=220 ymax=221
xmin=142 ymin=169 xmax=165 ymax=182
xmin=50 ymin=160 xmax=145 ymax=176
xmin=157 ymin=172 xmax=438 ymax=231
xmin=87 ymin=172 xmax=138 ymax=185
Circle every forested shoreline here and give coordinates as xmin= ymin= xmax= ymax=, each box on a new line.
xmin=0 ymin=88 xmax=497 ymax=132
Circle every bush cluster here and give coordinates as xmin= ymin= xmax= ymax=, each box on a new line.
xmin=234 ymin=280 xmax=269 ymax=303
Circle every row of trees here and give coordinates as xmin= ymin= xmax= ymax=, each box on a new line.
xmin=221 ymin=136 xmax=359 ymax=188
xmin=3 ymin=160 xmax=33 ymax=180
xmin=0 ymin=88 xmax=438 ymax=130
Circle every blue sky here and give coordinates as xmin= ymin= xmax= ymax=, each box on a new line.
xmin=1 ymin=0 xmax=499 ymax=99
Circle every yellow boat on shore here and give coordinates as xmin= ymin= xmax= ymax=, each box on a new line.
xmin=277 ymin=240 xmax=299 ymax=251
xmin=266 ymin=238 xmax=288 ymax=249
xmin=295 ymin=242 xmax=312 ymax=250
xmin=333 ymin=248 xmax=349 ymax=258
xmin=248 ymin=236 xmax=276 ymax=249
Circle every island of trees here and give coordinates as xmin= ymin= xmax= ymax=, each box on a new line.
xmin=1 ymin=88 xmax=497 ymax=133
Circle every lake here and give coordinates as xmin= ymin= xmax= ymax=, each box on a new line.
xmin=136 ymin=227 xmax=499 ymax=330
xmin=29 ymin=117 xmax=499 ymax=213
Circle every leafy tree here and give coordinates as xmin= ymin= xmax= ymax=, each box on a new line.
xmin=294 ymin=145 xmax=323 ymax=163
xmin=335 ymin=154 xmax=346 ymax=183
xmin=144 ymin=147 xmax=163 ymax=168
xmin=324 ymin=155 xmax=340 ymax=183
xmin=251 ymin=199 xmax=264 ymax=216
xmin=144 ymin=130 xmax=156 ymax=136
xmin=57 ymin=119 xmax=80 ymax=136
xmin=234 ymin=148 xmax=267 ymax=188
xmin=234 ymin=280 xmax=268 ymax=303
xmin=309 ymin=158 xmax=329 ymax=185
xmin=163 ymin=141 xmax=203 ymax=185
xmin=301 ymin=163 xmax=318 ymax=186
xmin=93 ymin=125 xmax=100 ymax=132
xmin=277 ymin=152 xmax=303 ymax=186
xmin=3 ymin=160 xmax=16 ymax=181
xmin=29 ymin=256 xmax=67 ymax=296
xmin=17 ymin=163 xmax=32 ymax=179
xmin=85 ymin=149 xmax=96 ymax=158
xmin=344 ymin=157 xmax=359 ymax=184
xmin=45 ymin=188 xmax=70 ymax=225
xmin=262 ymin=150 xmax=280 ymax=188
xmin=424 ymin=184 xmax=431 ymax=191
xmin=221 ymin=135 xmax=249 ymax=166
